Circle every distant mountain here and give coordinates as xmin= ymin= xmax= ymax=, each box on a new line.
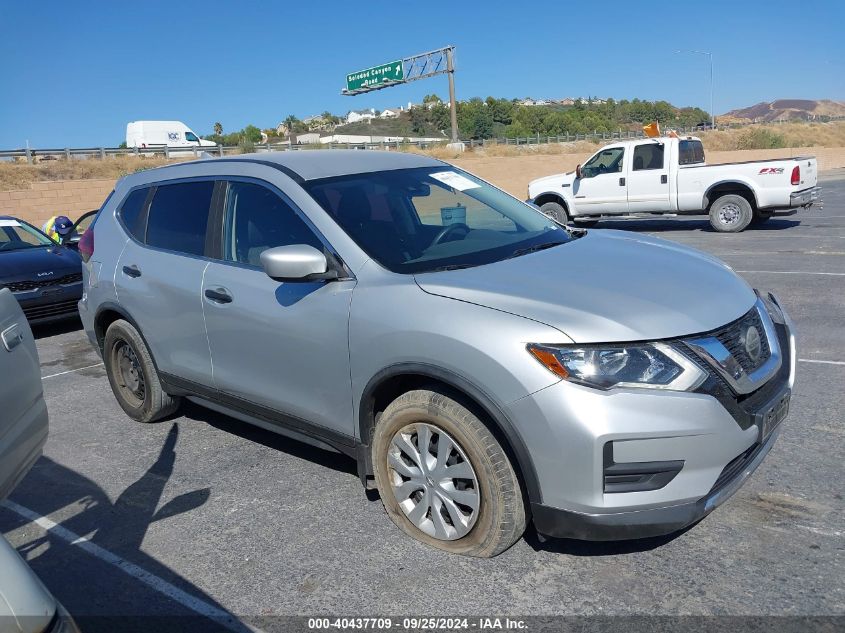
xmin=722 ymin=99 xmax=845 ymax=122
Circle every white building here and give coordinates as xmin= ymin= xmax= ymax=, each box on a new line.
xmin=379 ymin=108 xmax=401 ymax=118
xmin=346 ymin=109 xmax=376 ymax=124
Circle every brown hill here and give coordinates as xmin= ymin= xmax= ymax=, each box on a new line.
xmin=722 ymin=99 xmax=845 ymax=123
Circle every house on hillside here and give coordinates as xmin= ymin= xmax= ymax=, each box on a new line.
xmin=347 ymin=109 xmax=376 ymax=123
xmin=379 ymin=108 xmax=401 ymax=118
xmin=560 ymin=97 xmax=575 ymax=106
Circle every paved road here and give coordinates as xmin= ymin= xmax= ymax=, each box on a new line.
xmin=2 ymin=175 xmax=844 ymax=631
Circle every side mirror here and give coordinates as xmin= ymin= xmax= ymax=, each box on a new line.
xmin=260 ymin=245 xmax=338 ymax=282
xmin=575 ymin=164 xmax=583 ymax=179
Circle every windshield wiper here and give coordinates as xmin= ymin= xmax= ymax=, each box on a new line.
xmin=506 ymin=241 xmax=564 ymax=259
xmin=427 ymin=263 xmax=479 ymax=272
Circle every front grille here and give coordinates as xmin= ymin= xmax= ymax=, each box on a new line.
xmin=713 ymin=307 xmax=771 ymax=373
xmin=23 ymin=299 xmax=80 ymax=321
xmin=709 ymin=442 xmax=764 ymax=496
xmin=2 ymin=273 xmax=82 ymax=293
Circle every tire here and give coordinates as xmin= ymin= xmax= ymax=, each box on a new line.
xmin=709 ymin=194 xmax=753 ymax=232
xmin=751 ymin=210 xmax=774 ymax=225
xmin=372 ymin=388 xmax=526 ymax=557
xmin=539 ymin=200 xmax=569 ymax=224
xmin=103 ymin=319 xmax=180 ymax=423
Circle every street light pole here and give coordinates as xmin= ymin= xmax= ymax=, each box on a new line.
xmin=676 ymin=49 xmax=715 ymax=129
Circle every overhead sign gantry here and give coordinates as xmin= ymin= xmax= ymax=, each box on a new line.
xmin=342 ymin=45 xmax=460 ymax=144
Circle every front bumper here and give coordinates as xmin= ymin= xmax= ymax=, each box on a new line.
xmin=508 ymin=293 xmax=796 ymax=541
xmin=532 ymin=423 xmax=782 ymax=540
xmin=14 ymin=283 xmax=82 ymax=323
xmin=790 ymin=186 xmax=821 ymax=207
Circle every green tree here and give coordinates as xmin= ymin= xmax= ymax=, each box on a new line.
xmin=214 ymin=122 xmax=223 ymax=136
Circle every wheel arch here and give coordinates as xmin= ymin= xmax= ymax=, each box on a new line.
xmin=532 ymin=192 xmax=569 ymax=212
xmin=359 ymin=363 xmax=542 ymax=505
xmin=94 ymin=302 xmax=162 ymax=374
xmin=703 ymin=180 xmax=758 ymax=210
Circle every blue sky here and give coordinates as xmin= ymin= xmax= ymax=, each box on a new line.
xmin=1 ymin=0 xmax=842 ymax=148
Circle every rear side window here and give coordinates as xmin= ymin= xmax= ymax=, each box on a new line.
xmin=146 ymin=181 xmax=214 ymax=256
xmin=632 ymin=143 xmax=664 ymax=171
xmin=118 ymin=188 xmax=149 ymax=241
xmin=679 ymin=140 xmax=705 ymax=165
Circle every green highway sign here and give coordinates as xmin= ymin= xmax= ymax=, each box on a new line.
xmin=346 ymin=60 xmax=404 ymax=92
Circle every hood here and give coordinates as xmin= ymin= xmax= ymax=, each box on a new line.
xmin=0 ymin=246 xmax=81 ymax=280
xmin=529 ymin=171 xmax=575 ymax=196
xmin=414 ymin=230 xmax=755 ymax=343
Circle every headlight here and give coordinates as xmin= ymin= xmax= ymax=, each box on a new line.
xmin=527 ymin=342 xmax=707 ymax=391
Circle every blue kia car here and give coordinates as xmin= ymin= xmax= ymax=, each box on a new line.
xmin=0 ymin=216 xmax=82 ymax=323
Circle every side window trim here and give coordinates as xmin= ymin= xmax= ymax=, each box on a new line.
xmin=215 ymin=176 xmax=348 ymax=274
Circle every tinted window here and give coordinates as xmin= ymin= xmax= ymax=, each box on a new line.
xmin=632 ymin=143 xmax=664 ymax=171
xmin=185 ymin=132 xmax=199 ymax=142
xmin=304 ymin=167 xmax=570 ymax=274
xmin=146 ymin=181 xmax=214 ymax=256
xmin=223 ymin=181 xmax=323 ymax=267
xmin=679 ymin=140 xmax=705 ymax=165
xmin=581 ymin=147 xmax=624 ymax=178
xmin=118 ymin=188 xmax=149 ymax=241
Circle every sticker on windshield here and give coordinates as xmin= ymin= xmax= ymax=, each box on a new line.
xmin=0 ymin=219 xmax=21 ymax=227
xmin=430 ymin=171 xmax=480 ymax=191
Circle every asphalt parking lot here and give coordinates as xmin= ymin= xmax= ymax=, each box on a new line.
xmin=2 ymin=173 xmax=843 ymax=632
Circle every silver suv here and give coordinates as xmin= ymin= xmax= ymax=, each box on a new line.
xmin=79 ymin=151 xmax=795 ymax=557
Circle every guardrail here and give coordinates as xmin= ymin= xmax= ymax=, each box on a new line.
xmin=3 ymin=117 xmax=843 ymax=163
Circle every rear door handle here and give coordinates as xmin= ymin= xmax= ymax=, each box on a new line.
xmin=1 ymin=324 xmax=23 ymax=352
xmin=122 ymin=265 xmax=142 ymax=278
xmin=204 ymin=288 xmax=233 ymax=304
xmin=661 ymin=174 xmax=668 ymax=184
xmin=619 ymin=177 xmax=626 ymax=186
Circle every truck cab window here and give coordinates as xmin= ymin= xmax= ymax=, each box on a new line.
xmin=581 ymin=147 xmax=624 ymax=178
xmin=185 ymin=132 xmax=199 ymax=142
xmin=633 ymin=143 xmax=664 ymax=171
xmin=679 ymin=140 xmax=705 ymax=165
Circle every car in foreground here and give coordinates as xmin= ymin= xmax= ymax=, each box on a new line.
xmin=78 ymin=151 xmax=795 ymax=557
xmin=0 ymin=288 xmax=80 ymax=632
xmin=0 ymin=217 xmax=83 ymax=324
xmin=528 ymin=135 xmax=820 ymax=232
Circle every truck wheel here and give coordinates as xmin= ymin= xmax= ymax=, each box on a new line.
xmin=539 ymin=201 xmax=569 ymax=224
xmin=104 ymin=319 xmax=181 ymax=423
xmin=372 ymin=388 xmax=526 ymax=558
xmin=709 ymin=195 xmax=753 ymax=232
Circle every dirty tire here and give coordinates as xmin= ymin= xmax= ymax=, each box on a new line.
xmin=103 ymin=319 xmax=180 ymax=423
xmin=372 ymin=388 xmax=526 ymax=558
xmin=709 ymin=194 xmax=753 ymax=232
xmin=539 ymin=201 xmax=569 ymax=224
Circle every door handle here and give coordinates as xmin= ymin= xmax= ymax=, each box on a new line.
xmin=661 ymin=174 xmax=668 ymax=184
xmin=122 ymin=265 xmax=142 ymax=278
xmin=1 ymin=324 xmax=23 ymax=352
xmin=204 ymin=288 xmax=233 ymax=304
xmin=619 ymin=177 xmax=626 ymax=186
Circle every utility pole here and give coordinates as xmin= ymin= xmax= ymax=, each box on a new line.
xmin=676 ymin=49 xmax=715 ymax=129
xmin=446 ymin=47 xmax=458 ymax=143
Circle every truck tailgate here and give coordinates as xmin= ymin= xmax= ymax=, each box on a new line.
xmin=796 ymin=156 xmax=818 ymax=188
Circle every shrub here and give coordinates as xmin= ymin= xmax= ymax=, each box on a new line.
xmin=735 ymin=128 xmax=786 ymax=150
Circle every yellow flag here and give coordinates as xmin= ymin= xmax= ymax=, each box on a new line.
xmin=643 ymin=122 xmax=661 ymax=138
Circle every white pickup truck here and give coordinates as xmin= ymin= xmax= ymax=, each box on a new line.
xmin=527 ymin=136 xmax=820 ymax=232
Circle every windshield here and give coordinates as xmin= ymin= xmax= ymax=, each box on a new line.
xmin=303 ymin=167 xmax=573 ymax=274
xmin=0 ymin=219 xmax=54 ymax=252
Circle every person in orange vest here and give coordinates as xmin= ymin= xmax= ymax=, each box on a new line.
xmin=41 ymin=215 xmax=74 ymax=243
